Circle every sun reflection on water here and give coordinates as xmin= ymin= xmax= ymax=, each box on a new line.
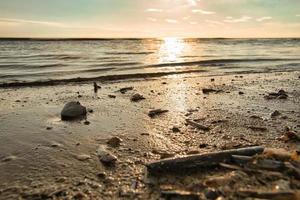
xmin=159 ymin=37 xmax=185 ymax=63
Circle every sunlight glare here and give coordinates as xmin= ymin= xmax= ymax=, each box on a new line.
xmin=159 ymin=37 xmax=184 ymax=63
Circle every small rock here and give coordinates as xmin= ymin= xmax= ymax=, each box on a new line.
xmin=264 ymin=90 xmax=288 ymax=100
xmin=88 ymin=108 xmax=94 ymax=113
xmin=97 ymin=172 xmax=107 ymax=179
xmin=1 ymin=155 xmax=17 ymax=162
xmin=75 ymin=154 xmax=91 ymax=161
xmin=108 ymin=95 xmax=116 ymax=98
xmin=210 ymin=78 xmax=215 ymax=82
xmin=271 ymin=110 xmax=281 ymax=118
xmin=119 ymin=87 xmax=133 ymax=94
xmin=61 ymin=101 xmax=87 ymax=121
xmin=96 ymin=146 xmax=117 ymax=166
xmin=50 ymin=142 xmax=62 ymax=148
xmin=199 ymin=143 xmax=208 ymax=148
xmin=162 ymin=82 xmax=167 ymax=85
xmin=107 ymin=137 xmax=122 ymax=148
xmin=46 ymin=126 xmax=53 ymax=130
xmin=171 ymin=126 xmax=181 ymax=133
xmin=84 ymin=121 xmax=90 ymax=125
xmin=238 ymin=91 xmax=244 ymax=95
xmin=130 ymin=93 xmax=145 ymax=102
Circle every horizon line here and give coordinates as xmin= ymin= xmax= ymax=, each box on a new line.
xmin=0 ymin=37 xmax=300 ymax=41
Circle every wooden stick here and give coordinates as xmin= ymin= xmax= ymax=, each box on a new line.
xmin=146 ymin=146 xmax=264 ymax=175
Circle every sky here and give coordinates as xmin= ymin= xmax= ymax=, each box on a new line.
xmin=0 ymin=0 xmax=299 ymax=38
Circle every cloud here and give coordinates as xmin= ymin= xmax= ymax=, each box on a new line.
xmin=147 ymin=17 xmax=157 ymax=22
xmin=182 ymin=16 xmax=191 ymax=20
xmin=146 ymin=8 xmax=163 ymax=12
xmin=224 ymin=16 xmax=252 ymax=23
xmin=189 ymin=21 xmax=198 ymax=25
xmin=192 ymin=9 xmax=215 ymax=15
xmin=165 ymin=19 xmax=178 ymax=24
xmin=256 ymin=16 xmax=272 ymax=22
xmin=205 ymin=20 xmax=225 ymax=26
xmin=296 ymin=14 xmax=300 ymax=17
xmin=0 ymin=18 xmax=65 ymax=27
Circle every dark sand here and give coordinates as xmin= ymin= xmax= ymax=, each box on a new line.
xmin=0 ymin=71 xmax=299 ymax=199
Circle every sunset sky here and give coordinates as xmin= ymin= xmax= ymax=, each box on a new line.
xmin=0 ymin=0 xmax=299 ymax=38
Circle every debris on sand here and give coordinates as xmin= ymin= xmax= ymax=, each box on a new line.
xmin=119 ymin=87 xmax=134 ymax=94
xmin=160 ymin=190 xmax=200 ymax=200
xmin=108 ymin=94 xmax=116 ymax=98
xmin=93 ymin=82 xmax=101 ymax=93
xmin=107 ymin=136 xmax=122 ymax=148
xmin=149 ymin=147 xmax=300 ymax=199
xmin=146 ymin=146 xmax=264 ymax=174
xmin=264 ymin=89 xmax=288 ymax=100
xmin=202 ymin=88 xmax=223 ymax=94
xmin=130 ymin=93 xmax=145 ymax=102
xmin=236 ymin=189 xmax=296 ymax=200
xmin=148 ymin=109 xmax=169 ymax=118
xmin=186 ymin=119 xmax=210 ymax=131
xmin=280 ymin=131 xmax=300 ymax=142
xmin=61 ymin=101 xmax=87 ymax=121
xmin=96 ymin=146 xmax=117 ymax=166
xmin=247 ymin=126 xmax=267 ymax=132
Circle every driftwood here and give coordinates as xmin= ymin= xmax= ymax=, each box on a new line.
xmin=237 ymin=189 xmax=295 ymax=200
xmin=148 ymin=109 xmax=169 ymax=118
xmin=146 ymin=146 xmax=264 ymax=174
xmin=186 ymin=119 xmax=210 ymax=131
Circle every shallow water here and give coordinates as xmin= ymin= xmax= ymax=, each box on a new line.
xmin=0 ymin=38 xmax=300 ymax=83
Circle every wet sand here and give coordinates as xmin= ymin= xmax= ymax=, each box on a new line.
xmin=0 ymin=71 xmax=299 ymax=199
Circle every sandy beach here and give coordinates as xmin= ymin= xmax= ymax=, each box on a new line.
xmin=0 ymin=71 xmax=299 ymax=199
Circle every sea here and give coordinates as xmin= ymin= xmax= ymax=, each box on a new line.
xmin=0 ymin=38 xmax=299 ymax=84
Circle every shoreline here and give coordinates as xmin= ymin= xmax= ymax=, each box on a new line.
xmin=1 ymin=68 xmax=299 ymax=88
xmin=0 ymin=71 xmax=299 ymax=199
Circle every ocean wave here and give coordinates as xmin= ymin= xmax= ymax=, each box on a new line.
xmin=148 ymin=58 xmax=300 ymax=68
xmin=0 ymin=54 xmax=83 ymax=60
xmin=0 ymin=69 xmax=207 ymax=87
xmin=104 ymin=52 xmax=154 ymax=55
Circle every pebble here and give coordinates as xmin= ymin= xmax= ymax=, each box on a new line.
xmin=171 ymin=126 xmax=181 ymax=133
xmin=75 ymin=154 xmax=91 ymax=161
xmin=130 ymin=93 xmax=145 ymax=102
xmin=108 ymin=95 xmax=116 ymax=98
xmin=199 ymin=143 xmax=208 ymax=148
xmin=97 ymin=147 xmax=117 ymax=166
xmin=271 ymin=110 xmax=281 ymax=118
xmin=107 ymin=137 xmax=122 ymax=148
